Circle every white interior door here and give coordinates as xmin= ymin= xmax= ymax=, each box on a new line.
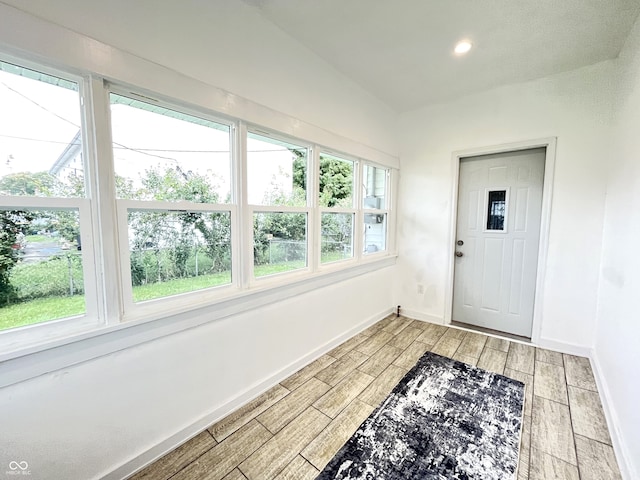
xmin=452 ymin=148 xmax=545 ymax=337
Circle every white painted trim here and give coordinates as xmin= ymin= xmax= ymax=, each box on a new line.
xmin=536 ymin=336 xmax=591 ymax=358
xmin=444 ymin=137 xmax=557 ymax=343
xmin=103 ymin=305 xmax=394 ymax=480
xmin=590 ymin=351 xmax=637 ymax=480
xmin=85 ymin=75 xmax=123 ymax=325
xmin=0 ymin=256 xmax=397 ymax=386
xmin=398 ymin=309 xmax=445 ymax=325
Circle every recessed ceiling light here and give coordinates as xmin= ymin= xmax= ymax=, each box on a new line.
xmin=454 ymin=41 xmax=472 ymax=55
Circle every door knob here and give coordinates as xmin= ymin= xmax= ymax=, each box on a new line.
xmin=455 ymin=251 xmax=463 ymax=257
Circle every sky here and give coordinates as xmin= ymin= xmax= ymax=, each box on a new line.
xmin=0 ymin=66 xmax=298 ymax=204
xmin=0 ymin=69 xmax=80 ymax=177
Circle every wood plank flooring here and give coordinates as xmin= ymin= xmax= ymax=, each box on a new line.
xmin=129 ymin=315 xmax=622 ymax=480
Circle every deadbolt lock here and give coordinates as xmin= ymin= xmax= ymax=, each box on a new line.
xmin=456 ymin=240 xmax=464 ymax=246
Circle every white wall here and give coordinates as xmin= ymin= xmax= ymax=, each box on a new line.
xmin=593 ymin=13 xmax=640 ymax=479
xmin=396 ymin=61 xmax=615 ymax=350
xmin=0 ymin=268 xmax=395 ymax=480
xmin=0 ymin=3 xmax=399 ymax=479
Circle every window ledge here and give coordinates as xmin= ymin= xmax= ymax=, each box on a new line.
xmin=0 ymin=254 xmax=396 ymax=388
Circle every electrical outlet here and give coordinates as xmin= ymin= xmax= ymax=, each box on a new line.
xmin=417 ymin=284 xmax=424 ymax=295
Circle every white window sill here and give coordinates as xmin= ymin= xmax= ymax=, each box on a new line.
xmin=0 ymin=254 xmax=396 ymax=388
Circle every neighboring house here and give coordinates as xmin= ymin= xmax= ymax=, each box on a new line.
xmin=49 ymin=130 xmax=82 ymax=180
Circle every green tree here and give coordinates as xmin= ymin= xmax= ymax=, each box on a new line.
xmin=0 ymin=210 xmax=33 ymax=306
xmin=127 ymin=166 xmax=231 ymax=285
xmin=291 ymin=155 xmax=353 ymax=207
xmin=319 ymin=157 xmax=353 ymax=207
xmin=0 ymin=171 xmax=84 ymax=244
xmin=0 ymin=171 xmax=57 ymax=196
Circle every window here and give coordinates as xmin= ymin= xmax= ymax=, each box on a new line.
xmin=253 ymin=212 xmax=307 ymax=276
xmin=362 ymin=164 xmax=388 ymax=254
xmin=486 ymin=190 xmax=507 ymax=231
xmin=248 ymin=132 xmax=310 ymax=278
xmin=319 ymin=153 xmax=355 ymax=264
xmin=110 ymin=93 xmax=234 ymax=306
xmin=247 ymin=132 xmax=307 ymax=207
xmin=319 ymin=153 xmax=354 ymax=208
xmin=321 ymin=212 xmax=353 ymax=263
xmin=0 ymin=54 xmax=397 ymax=353
xmin=0 ymin=61 xmax=96 ymax=333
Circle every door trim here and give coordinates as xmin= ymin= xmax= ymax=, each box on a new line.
xmin=444 ymin=137 xmax=557 ymax=343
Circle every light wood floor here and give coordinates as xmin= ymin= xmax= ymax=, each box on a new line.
xmin=129 ymin=315 xmax=622 ymax=480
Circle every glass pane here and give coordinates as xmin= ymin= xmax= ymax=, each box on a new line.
xmin=0 ymin=62 xmax=84 ymax=198
xmin=253 ymin=212 xmax=307 ymax=276
xmin=487 ymin=190 xmax=506 ymax=231
xmin=247 ymin=132 xmax=308 ymax=207
xmin=362 ymin=164 xmax=387 ymax=209
xmin=319 ymin=153 xmax=354 ymax=208
xmin=110 ymin=94 xmax=231 ymax=203
xmin=321 ymin=213 xmax=353 ymax=263
xmin=0 ymin=208 xmax=85 ymax=331
xmin=364 ymin=213 xmax=387 ymax=254
xmin=128 ymin=210 xmax=232 ymax=302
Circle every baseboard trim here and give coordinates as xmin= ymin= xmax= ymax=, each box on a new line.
xmin=399 ymin=308 xmax=444 ymax=325
xmin=103 ymin=306 xmax=394 ymax=480
xmin=590 ymin=350 xmax=637 ymax=480
xmin=535 ymin=337 xmax=592 ymax=357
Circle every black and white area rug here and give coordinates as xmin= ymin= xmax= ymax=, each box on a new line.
xmin=316 ymin=352 xmax=525 ymax=480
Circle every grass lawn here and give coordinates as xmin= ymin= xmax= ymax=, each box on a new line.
xmin=25 ymin=234 xmax=55 ymax=243
xmin=321 ymin=251 xmax=352 ymax=264
xmin=0 ymin=260 xmax=311 ymax=330
xmin=0 ymin=295 xmax=85 ymax=331
xmin=132 ymin=271 xmax=232 ymax=302
xmin=254 ymin=260 xmax=306 ymax=277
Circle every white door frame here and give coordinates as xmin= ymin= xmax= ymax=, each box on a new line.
xmin=444 ymin=137 xmax=557 ymax=343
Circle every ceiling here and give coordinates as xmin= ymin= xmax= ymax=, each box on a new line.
xmin=242 ymin=0 xmax=640 ymax=112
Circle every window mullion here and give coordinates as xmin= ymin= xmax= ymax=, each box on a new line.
xmin=387 ymin=169 xmax=397 ymax=254
xmin=354 ymin=160 xmax=364 ymax=260
xmin=309 ymin=146 xmax=319 ymax=272
xmin=84 ymin=75 xmax=123 ymax=325
xmin=237 ymin=121 xmax=252 ymax=289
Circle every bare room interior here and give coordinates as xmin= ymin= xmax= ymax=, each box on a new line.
xmin=0 ymin=1 xmax=638 ymax=479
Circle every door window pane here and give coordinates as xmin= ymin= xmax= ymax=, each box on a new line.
xmin=128 ymin=210 xmax=232 ymax=302
xmin=253 ymin=212 xmax=307 ymax=276
xmin=319 ymin=153 xmax=354 ymax=208
xmin=364 ymin=213 xmax=387 ymax=254
xmin=362 ymin=165 xmax=387 ymax=209
xmin=0 ymin=208 xmax=85 ymax=331
xmin=321 ymin=213 xmax=354 ymax=263
xmin=487 ymin=190 xmax=506 ymax=231
xmin=247 ymin=133 xmax=308 ymax=207
xmin=0 ymin=62 xmax=84 ymax=198
xmin=110 ymin=94 xmax=231 ymax=203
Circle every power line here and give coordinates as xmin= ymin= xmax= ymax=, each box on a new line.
xmin=0 ymin=134 xmax=303 ymax=155
xmin=0 ymin=82 xmax=307 ymax=162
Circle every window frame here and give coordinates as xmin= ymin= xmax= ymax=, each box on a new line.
xmin=0 ymin=57 xmax=104 ymax=351
xmin=0 ymin=52 xmax=398 ymax=360
xmin=116 ymin=200 xmax=238 ymax=321
xmin=316 ymin=150 xmax=359 ymax=269
xmin=245 ymin=127 xmax=314 ymax=284
xmin=361 ymin=163 xmax=391 ymax=257
xmin=108 ymin=87 xmax=240 ymax=322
